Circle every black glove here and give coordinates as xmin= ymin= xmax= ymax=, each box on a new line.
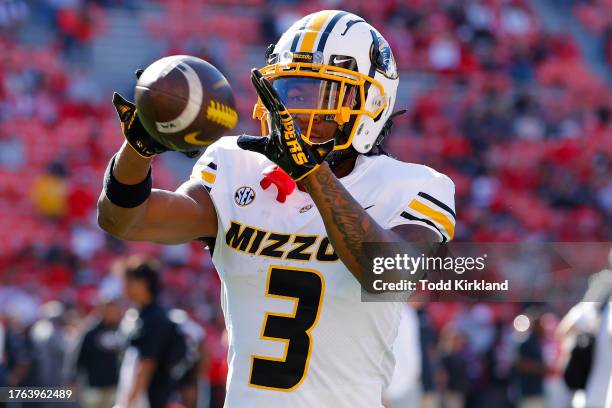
xmin=237 ymin=69 xmax=334 ymax=181
xmin=112 ymin=91 xmax=168 ymax=158
xmin=113 ymin=70 xmax=167 ymax=157
xmin=113 ymin=70 xmax=202 ymax=159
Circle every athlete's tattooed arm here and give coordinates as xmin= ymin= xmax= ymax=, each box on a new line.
xmin=302 ymin=162 xmax=440 ymax=286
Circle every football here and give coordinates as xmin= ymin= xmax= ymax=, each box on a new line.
xmin=134 ymin=55 xmax=238 ymax=153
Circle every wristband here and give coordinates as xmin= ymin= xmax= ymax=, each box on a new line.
xmin=103 ymin=154 xmax=152 ymax=208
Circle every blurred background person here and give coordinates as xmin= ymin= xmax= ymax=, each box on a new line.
xmin=3 ymin=303 xmax=36 ymax=389
xmin=438 ymin=324 xmax=471 ymax=408
xmin=74 ymin=292 xmax=123 ymax=408
xmin=169 ymin=308 xmax=205 ymax=408
xmin=558 ymin=251 xmax=612 ymax=408
xmin=415 ymin=301 xmax=438 ymax=407
xmin=514 ymin=308 xmax=549 ymax=408
xmin=384 ymin=303 xmax=422 ymax=408
xmin=31 ymin=161 xmax=69 ymax=220
xmin=29 ymin=301 xmax=83 ymax=408
xmin=116 ymin=256 xmax=184 ymax=408
xmin=483 ymin=320 xmax=515 ymax=407
xmin=30 ymin=301 xmax=70 ymax=387
xmin=205 ymin=311 xmax=228 ymax=408
xmin=0 ymin=317 xmax=5 ymax=388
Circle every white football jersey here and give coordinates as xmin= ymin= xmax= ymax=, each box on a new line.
xmin=189 ymin=136 xmax=455 ymax=408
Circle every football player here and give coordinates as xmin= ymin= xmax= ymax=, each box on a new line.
xmin=98 ymin=10 xmax=455 ymax=408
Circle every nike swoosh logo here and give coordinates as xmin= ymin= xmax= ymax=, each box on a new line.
xmin=184 ymin=131 xmax=213 ymax=146
xmin=333 ymin=57 xmax=352 ymax=65
xmin=364 ymin=205 xmax=375 ymax=211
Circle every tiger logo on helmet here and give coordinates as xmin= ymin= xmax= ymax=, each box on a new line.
xmin=253 ymin=10 xmax=399 ymax=154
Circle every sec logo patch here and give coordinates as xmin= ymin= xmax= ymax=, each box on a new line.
xmin=234 ymin=186 xmax=256 ymax=206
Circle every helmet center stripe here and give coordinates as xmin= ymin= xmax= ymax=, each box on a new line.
xmin=290 ymin=16 xmax=312 ymax=52
xmin=299 ymin=10 xmax=335 ymax=53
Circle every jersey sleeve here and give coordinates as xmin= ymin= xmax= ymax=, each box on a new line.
xmin=189 ymin=144 xmax=221 ymax=194
xmin=385 ymin=173 xmax=456 ymax=242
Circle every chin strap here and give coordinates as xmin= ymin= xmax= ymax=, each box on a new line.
xmin=325 ymin=125 xmax=357 ymax=169
xmin=325 ymin=148 xmax=357 ymax=170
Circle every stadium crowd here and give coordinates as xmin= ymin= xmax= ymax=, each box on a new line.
xmin=0 ymin=0 xmax=610 ymax=407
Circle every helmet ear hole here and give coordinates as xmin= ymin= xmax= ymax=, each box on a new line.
xmin=370 ymin=95 xmax=387 ymax=122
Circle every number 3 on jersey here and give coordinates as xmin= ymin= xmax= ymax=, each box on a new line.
xmin=249 ymin=266 xmax=325 ymax=391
